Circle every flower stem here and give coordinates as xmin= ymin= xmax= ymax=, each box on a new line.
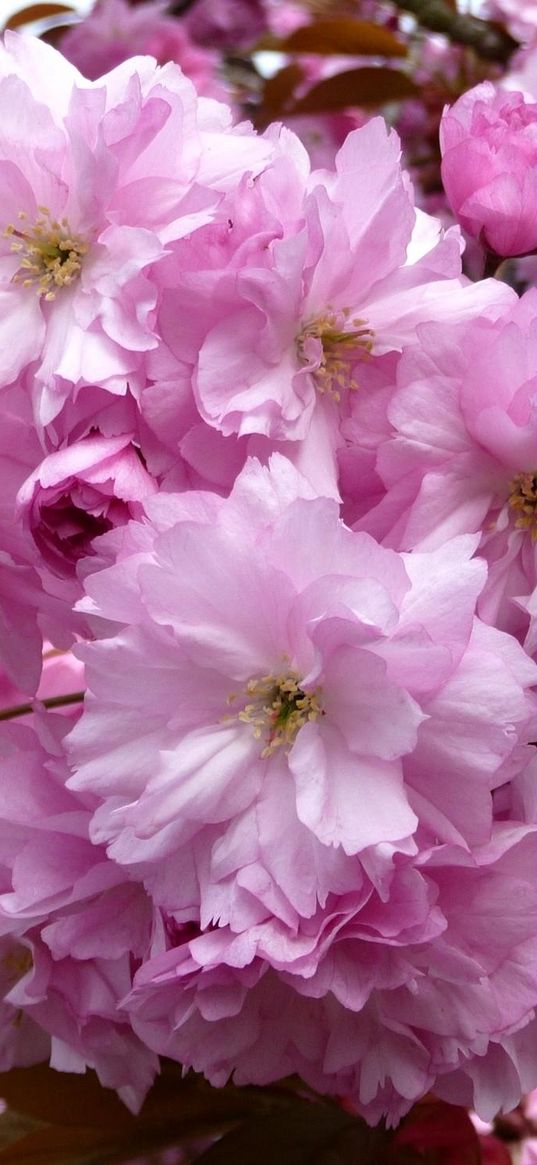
xmin=0 ymin=691 xmax=85 ymax=722
xmin=390 ymin=0 xmax=519 ymax=64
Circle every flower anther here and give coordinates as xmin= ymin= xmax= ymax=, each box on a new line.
xmin=296 ymin=308 xmax=373 ymax=401
xmin=5 ymin=208 xmax=88 ymax=300
xmin=508 ymin=472 xmax=537 ymax=538
xmin=230 ymin=670 xmax=323 ymax=757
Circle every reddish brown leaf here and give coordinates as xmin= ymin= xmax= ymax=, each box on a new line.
xmin=0 ymin=1065 xmax=135 ymax=1130
xmin=394 ymin=1097 xmax=481 ymax=1165
xmin=259 ymin=62 xmax=305 ymax=120
xmin=289 ymin=67 xmax=419 ymax=114
xmin=0 ymin=1062 xmax=307 ymax=1164
xmin=277 ymin=19 xmax=407 ymax=58
xmin=4 ymin=4 xmax=73 ymax=29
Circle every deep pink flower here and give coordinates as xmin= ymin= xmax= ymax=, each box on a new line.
xmin=61 ymin=0 xmax=226 ymax=99
xmin=183 ymin=0 xmax=267 ymax=49
xmin=17 ymin=434 xmax=157 ymax=578
xmin=127 ymin=825 xmax=537 ymax=1125
xmin=440 ymin=82 xmax=537 ymax=257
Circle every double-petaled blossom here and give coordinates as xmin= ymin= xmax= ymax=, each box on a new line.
xmin=146 ymin=115 xmax=510 ymax=498
xmin=345 ymin=290 xmax=537 ymax=651
xmin=440 ymin=82 xmax=537 ymax=257
xmin=65 ymin=457 xmax=537 ymax=1123
xmin=0 ymin=33 xmax=275 ymax=426
xmin=0 ymin=704 xmax=156 ymax=1109
xmin=2 ymin=24 xmax=537 ymax=1132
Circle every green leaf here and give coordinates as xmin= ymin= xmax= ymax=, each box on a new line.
xmin=290 ymin=67 xmax=419 ymax=113
xmin=0 ymin=1124 xmax=111 ymax=1165
xmin=276 ymin=19 xmax=407 ymax=58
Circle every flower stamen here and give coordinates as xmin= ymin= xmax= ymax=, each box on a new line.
xmin=508 ymin=472 xmax=537 ymax=538
xmin=296 ymin=308 xmax=373 ymax=402
xmin=1 ymin=948 xmax=32 ymax=985
xmin=228 ymin=670 xmax=323 ymax=757
xmin=5 ymin=207 xmax=88 ymax=300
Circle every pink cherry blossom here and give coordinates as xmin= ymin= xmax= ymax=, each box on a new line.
xmin=61 ymin=0 xmax=226 ymax=99
xmin=146 ymin=115 xmax=510 ymax=503
xmin=0 ymin=33 xmax=274 ymax=425
xmin=64 ymin=456 xmax=537 ymax=1122
xmin=486 ymin=0 xmax=537 ymax=41
xmin=183 ymin=0 xmax=267 ymax=48
xmin=347 ymin=290 xmax=537 ymax=648
xmin=0 ymin=707 xmax=157 ymax=1108
xmin=440 ymin=82 xmax=537 ymax=257
xmin=126 ymin=825 xmax=537 ymax=1126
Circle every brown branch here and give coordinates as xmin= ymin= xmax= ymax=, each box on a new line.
xmin=0 ymin=691 xmax=85 ymax=722
xmin=167 ymin=0 xmax=200 ymax=15
xmin=391 ymin=0 xmax=519 ymax=64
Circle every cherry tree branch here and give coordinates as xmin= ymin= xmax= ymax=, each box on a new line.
xmin=0 ymin=692 xmax=85 ymax=721
xmin=391 ymin=0 xmax=519 ymax=64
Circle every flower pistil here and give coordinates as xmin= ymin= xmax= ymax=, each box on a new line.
xmin=229 ymin=670 xmax=323 ymax=757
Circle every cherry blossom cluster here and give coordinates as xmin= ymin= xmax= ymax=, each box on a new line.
xmin=5 ymin=25 xmax=537 ymax=1132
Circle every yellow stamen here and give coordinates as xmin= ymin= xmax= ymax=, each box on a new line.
xmin=5 ymin=207 xmax=88 ymax=300
xmin=508 ymin=472 xmax=537 ymax=539
xmin=296 ymin=308 xmax=373 ymax=401
xmin=226 ymin=669 xmax=323 ymax=757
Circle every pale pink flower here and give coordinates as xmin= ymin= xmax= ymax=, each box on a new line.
xmin=65 ymin=456 xmax=537 ymax=1121
xmin=186 ymin=117 xmax=510 ymax=460
xmin=0 ymin=708 xmax=157 ymax=1109
xmin=486 ymin=0 xmax=537 ymax=42
xmin=0 ymin=33 xmax=274 ymax=425
xmin=348 ymin=290 xmax=537 ymax=647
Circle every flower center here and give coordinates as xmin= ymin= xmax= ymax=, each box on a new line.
xmin=5 ymin=208 xmax=88 ymax=300
xmin=508 ymin=472 xmax=537 ymax=538
xmin=229 ymin=670 xmax=323 ymax=757
xmin=1 ymin=947 xmax=32 ymax=985
xmin=296 ymin=309 xmax=373 ymax=401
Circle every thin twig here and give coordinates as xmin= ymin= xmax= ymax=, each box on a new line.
xmin=391 ymin=0 xmax=519 ymax=64
xmin=0 ymin=691 xmax=85 ymax=721
xmin=167 ymin=0 xmax=200 ymax=15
